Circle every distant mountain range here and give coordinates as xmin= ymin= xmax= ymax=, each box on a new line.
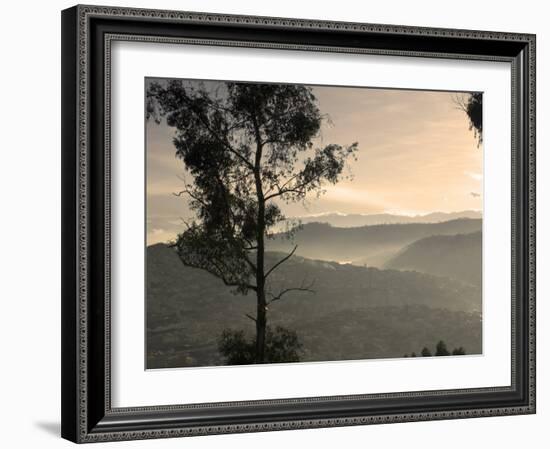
xmin=292 ymin=210 xmax=482 ymax=228
xmin=268 ymin=218 xmax=482 ymax=267
xmin=385 ymin=231 xmax=482 ymax=286
xmin=147 ymin=243 xmax=481 ymax=368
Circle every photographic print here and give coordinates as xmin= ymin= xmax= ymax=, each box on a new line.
xmin=145 ymin=78 xmax=483 ymax=369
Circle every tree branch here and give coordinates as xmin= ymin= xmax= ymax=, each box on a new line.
xmin=264 ymin=245 xmax=298 ymax=280
xmin=245 ymin=313 xmax=257 ymax=323
xmin=243 ymin=255 xmax=257 ymax=272
xmin=173 ymin=188 xmax=208 ymax=208
xmin=264 ymin=168 xmax=329 ymax=201
xmin=209 ymin=258 xmax=257 ymax=291
xmin=266 ymin=279 xmax=315 ymax=305
xmin=176 ymin=250 xmax=257 ymax=292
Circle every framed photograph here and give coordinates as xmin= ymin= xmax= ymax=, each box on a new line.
xmin=61 ymin=4 xmax=536 ymax=443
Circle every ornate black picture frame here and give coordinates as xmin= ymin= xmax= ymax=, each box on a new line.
xmin=61 ymin=4 xmax=536 ymax=443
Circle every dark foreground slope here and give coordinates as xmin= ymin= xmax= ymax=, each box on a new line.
xmin=147 ymin=243 xmax=481 ymax=368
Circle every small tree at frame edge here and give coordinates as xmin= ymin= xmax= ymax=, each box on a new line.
xmin=454 ymin=92 xmax=482 ymax=145
xmin=147 ymin=80 xmax=358 ymax=363
xmin=435 ymin=340 xmax=451 ymax=356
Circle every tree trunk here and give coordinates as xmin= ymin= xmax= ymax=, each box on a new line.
xmin=254 ymin=190 xmax=267 ymax=363
xmin=253 ymin=126 xmax=267 ymax=363
xmin=255 ymin=288 xmax=266 ymax=363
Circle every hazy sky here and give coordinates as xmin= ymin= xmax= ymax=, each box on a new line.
xmin=146 ymin=81 xmax=482 ymax=245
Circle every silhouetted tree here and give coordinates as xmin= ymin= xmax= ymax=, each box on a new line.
xmin=421 ymin=347 xmax=432 ymax=357
xmin=454 ymin=92 xmax=482 ymax=145
xmin=408 ymin=342 xmax=466 ymax=358
xmin=217 ymin=329 xmax=255 ymax=365
xmin=218 ymin=326 xmax=303 ymax=364
xmin=147 ymin=80 xmax=358 ymax=363
xmin=435 ymin=340 xmax=450 ymax=356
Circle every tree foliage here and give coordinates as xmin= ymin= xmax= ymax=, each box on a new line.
xmin=455 ymin=92 xmax=482 ymax=145
xmin=435 ymin=340 xmax=450 ymax=356
xmin=218 ymin=326 xmax=303 ymax=364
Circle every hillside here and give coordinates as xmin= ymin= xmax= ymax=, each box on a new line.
xmin=267 ymin=218 xmax=482 ymax=266
xmin=385 ymin=231 xmax=482 ymax=286
xmin=298 ymin=306 xmax=481 ymax=362
xmin=147 ymin=243 xmax=481 ymax=368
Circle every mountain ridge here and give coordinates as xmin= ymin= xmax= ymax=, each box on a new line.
xmin=290 ymin=210 xmax=482 ymax=228
xmin=385 ymin=231 xmax=482 ymax=286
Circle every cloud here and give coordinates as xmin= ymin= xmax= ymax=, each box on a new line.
xmin=147 ymin=227 xmax=175 ymax=245
xmin=465 ymin=171 xmax=483 ymax=181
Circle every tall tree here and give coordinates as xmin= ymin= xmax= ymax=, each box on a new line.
xmin=147 ymin=80 xmax=358 ymax=363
